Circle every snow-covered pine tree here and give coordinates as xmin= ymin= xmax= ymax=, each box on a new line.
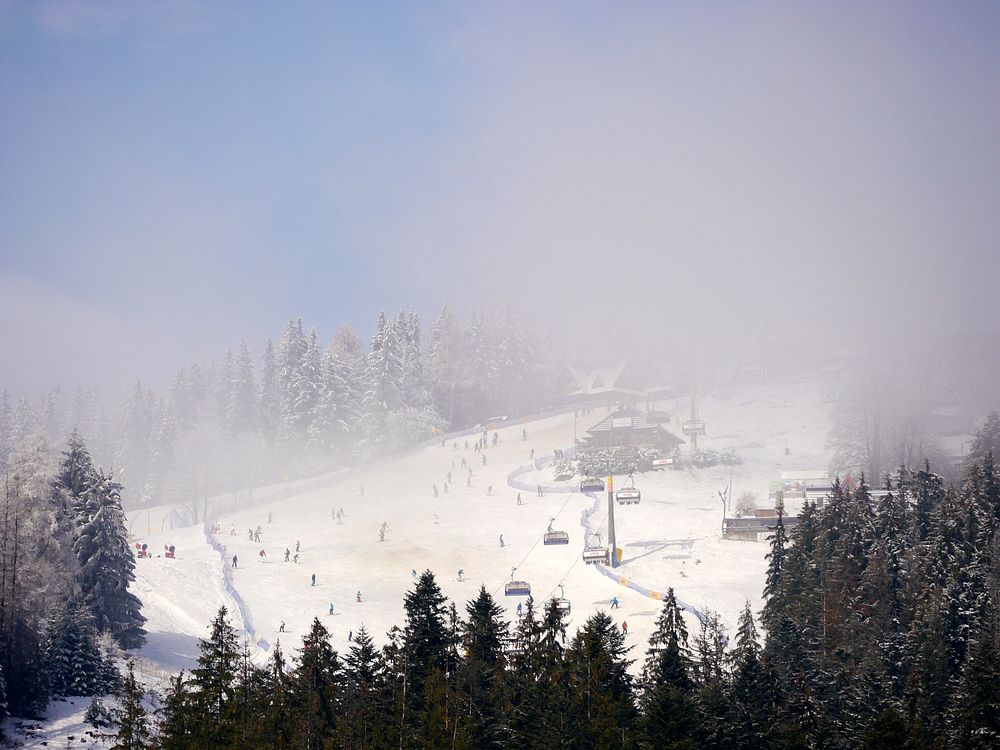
xmin=276 ymin=318 xmax=309 ymax=448
xmin=427 ymin=307 xmax=461 ymax=427
xmin=11 ymin=392 xmax=36 ymax=448
xmin=360 ymin=312 xmax=402 ymax=446
xmin=74 ymin=470 xmax=146 ymax=648
xmin=230 ymin=339 xmax=257 ymax=435
xmin=217 ymin=349 xmax=235 ymax=431
xmin=258 ymin=339 xmax=279 ymax=445
xmin=295 ymin=329 xmax=324 ymax=450
xmin=457 ymin=586 xmax=508 ymax=749
xmin=463 ymin=310 xmax=499 ymax=421
xmin=115 ymin=382 xmax=155 ymax=507
xmin=760 ymin=507 xmax=788 ymax=632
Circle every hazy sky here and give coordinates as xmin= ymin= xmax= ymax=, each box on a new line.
xmin=2 ymin=1 xmax=1000 ymax=393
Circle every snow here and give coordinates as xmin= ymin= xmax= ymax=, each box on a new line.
xmin=9 ymin=378 xmax=834 ymax=745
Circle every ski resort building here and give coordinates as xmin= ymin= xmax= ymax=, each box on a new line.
xmin=580 ymin=407 xmax=684 ymax=452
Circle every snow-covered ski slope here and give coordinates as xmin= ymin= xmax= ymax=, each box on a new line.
xmin=130 ymin=379 xmax=833 ymax=673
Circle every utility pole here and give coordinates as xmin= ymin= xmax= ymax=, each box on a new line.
xmin=607 ymin=474 xmax=617 ymax=568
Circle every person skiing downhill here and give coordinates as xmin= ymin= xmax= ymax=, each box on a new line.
xmin=516 ymin=602 xmax=523 ymax=616
xmin=482 ymin=454 xmax=487 ymax=465
xmin=258 ymin=549 xmax=266 ymax=561
xmin=487 ymin=485 xmax=494 ymax=496
xmin=433 ymin=483 xmax=439 ymax=498
xmin=517 ymin=492 xmax=522 ymax=506
xmin=499 ymin=534 xmax=505 ymax=547
xmin=434 ymin=513 xmax=440 ymax=524
xmin=293 ymin=553 xmax=300 ymax=564
xmin=610 ymin=596 xmax=619 ymax=609
xmin=329 ymin=603 xmax=335 ymax=615
xmin=622 ymin=621 xmax=628 ymax=634
xmin=458 ymin=569 xmax=464 ymax=581
xmin=232 ymin=554 xmax=238 ymax=568
xmin=356 ymin=591 xmax=362 ymax=602
xmin=311 ymin=573 xmax=316 ymax=587
xmin=537 ymin=484 xmax=543 ymax=497
xmin=279 ymin=621 xmax=286 ymax=632
xmin=522 ymin=428 xmax=528 ymax=441
xmin=284 ymin=548 xmax=290 ymax=562
xmin=296 ymin=540 xmax=301 ymax=553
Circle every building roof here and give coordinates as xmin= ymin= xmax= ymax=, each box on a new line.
xmin=584 ymin=408 xmax=685 ymax=446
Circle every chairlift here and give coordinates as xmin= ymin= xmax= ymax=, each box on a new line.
xmin=582 ymin=532 xmax=610 ymax=565
xmin=504 ymin=636 xmax=525 ymax=656
xmin=553 ymin=585 xmax=571 ymax=616
xmin=505 ymin=568 xmax=532 ymax=597
xmin=615 ymin=475 xmax=641 ymax=505
xmin=579 ymin=477 xmax=605 ymax=493
xmin=543 ymin=517 xmax=569 ymax=546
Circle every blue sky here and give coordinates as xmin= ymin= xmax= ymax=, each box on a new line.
xmin=2 ymin=1 xmax=1000 ymax=392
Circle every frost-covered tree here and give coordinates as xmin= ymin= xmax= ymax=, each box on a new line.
xmin=74 ymin=470 xmax=146 ymax=648
xmin=230 ymin=339 xmax=257 ymax=435
xmin=110 ymin=660 xmax=151 ymax=750
xmin=428 ymin=307 xmax=462 ymax=427
xmin=258 ymin=339 xmax=279 ymax=445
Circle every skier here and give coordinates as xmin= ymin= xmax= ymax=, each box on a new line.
xmin=268 ymin=512 xmax=273 ymax=524
xmin=434 ymin=513 xmax=440 ymax=524
xmin=458 ymin=569 xmax=464 ymax=582
xmin=258 ymin=549 xmax=266 ymax=561
xmin=537 ymin=484 xmax=543 ymax=497
xmin=522 ymin=428 xmax=528 ymax=441
xmin=487 ymin=485 xmax=494 ymax=496
xmin=610 ymin=596 xmax=619 ymax=609
xmin=482 ymin=453 xmax=487 ymax=465
xmin=232 ymin=554 xmax=238 ymax=569
xmin=464 ymin=440 xmax=469 ymax=450
xmin=248 ymin=529 xmax=253 ymax=540
xmin=296 ymin=540 xmax=301 ymax=553
xmin=311 ymin=573 xmax=316 ymax=587
xmin=474 ymin=441 xmax=480 ymax=453
xmin=517 ymin=492 xmax=522 ymax=506
xmin=348 ymin=631 xmax=353 ymax=641
xmin=411 ymin=569 xmax=417 ymax=577
xmin=329 ymin=603 xmax=335 ymax=615
xmin=254 ymin=528 xmax=261 ymax=543
xmin=447 ymin=470 xmax=452 ymax=484
xmin=284 ymin=548 xmax=290 ymax=562
xmin=356 ymin=591 xmax=362 ymax=602
xmin=230 ymin=524 xmax=236 ymax=536
xmin=293 ymin=552 xmax=300 ymax=564
xmin=433 ymin=483 xmax=439 ymax=498
xmin=379 ymin=528 xmax=385 ymax=542
xmin=492 ymin=432 xmax=498 ymax=447
xmin=443 ymin=483 xmax=448 ymax=494
xmin=279 ymin=621 xmax=286 ymax=633
xmin=466 ymin=475 xmax=472 ymax=488
xmin=516 ymin=602 xmax=523 ymax=617
xmin=622 ymin=621 xmax=628 ymax=635
xmin=529 ymin=448 xmax=535 ymax=460
xmin=499 ymin=534 xmax=505 ymax=547
xmin=461 ymin=457 xmax=467 ymax=469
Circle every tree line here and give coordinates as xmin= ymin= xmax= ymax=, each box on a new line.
xmin=0 ymin=305 xmax=553 ymax=510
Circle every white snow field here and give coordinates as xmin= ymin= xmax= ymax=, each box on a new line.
xmin=10 ymin=379 xmax=833 ymax=747
xmin=132 ymin=378 xmax=833 ymax=666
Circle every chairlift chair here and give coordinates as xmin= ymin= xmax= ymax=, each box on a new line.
xmin=615 ymin=474 xmax=641 ymax=505
xmin=543 ymin=518 xmax=569 ymax=545
xmin=553 ymin=585 xmax=571 ymax=615
xmin=582 ymin=532 xmax=610 ymax=565
xmin=505 ymin=568 xmax=531 ymax=597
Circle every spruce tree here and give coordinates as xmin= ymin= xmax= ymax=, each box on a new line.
xmin=564 ymin=611 xmax=637 ymax=748
xmin=290 ymin=617 xmax=341 ymax=749
xmin=188 ymin=607 xmax=240 ymax=747
xmin=259 ymin=640 xmax=295 ymax=748
xmin=74 ymin=470 xmax=146 ymax=648
xmin=641 ymin=589 xmax=697 ymax=749
xmin=110 ymin=660 xmax=151 ymax=750
xmin=339 ymin=625 xmax=387 ymax=749
xmin=457 ymin=586 xmax=508 ymax=749
xmin=760 ymin=508 xmax=788 ymax=633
